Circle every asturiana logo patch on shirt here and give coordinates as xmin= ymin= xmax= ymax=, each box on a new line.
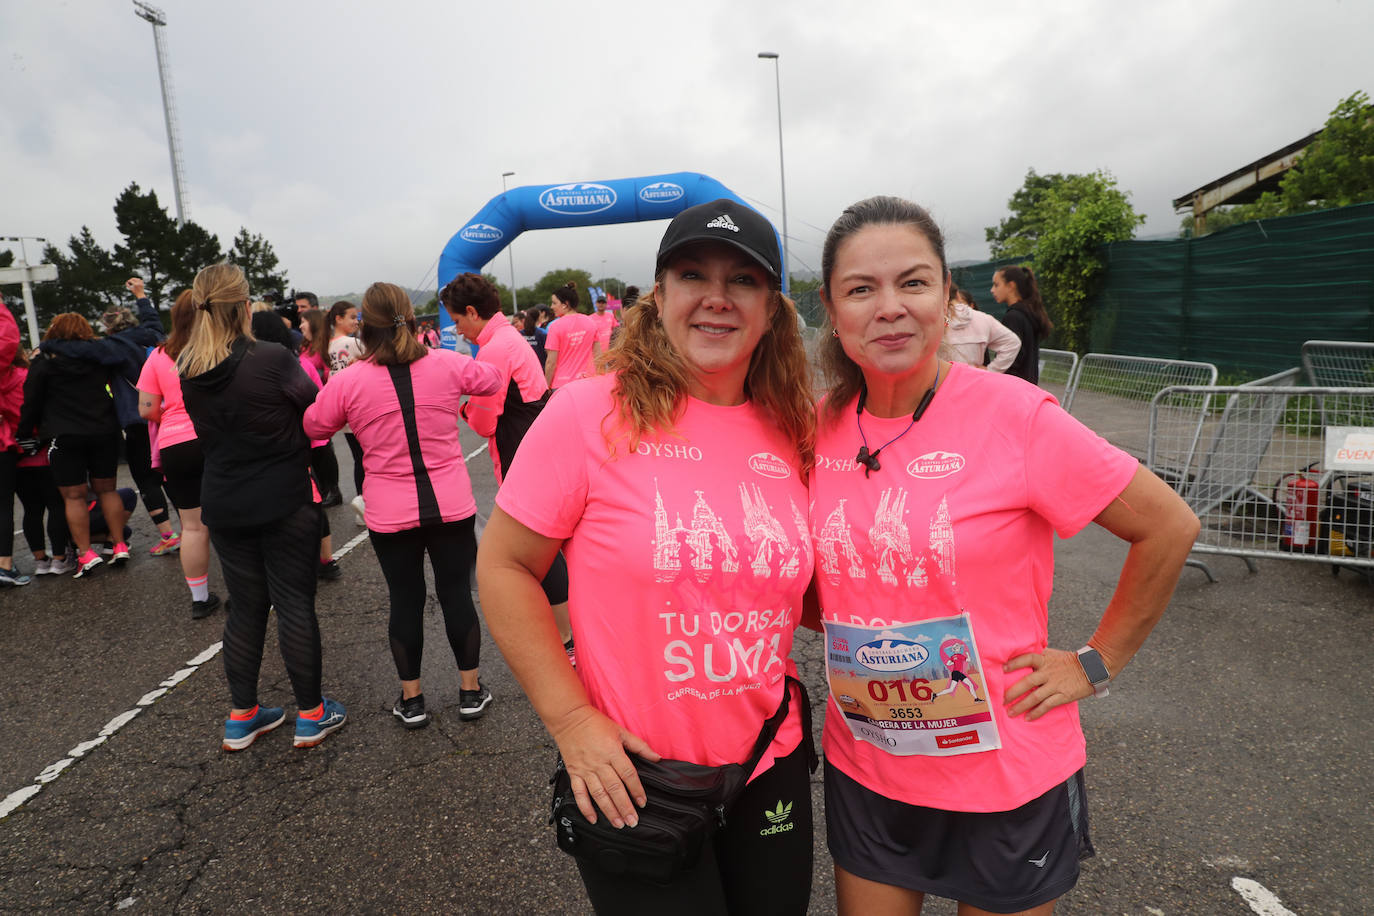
xmin=748 ymin=452 xmax=793 ymax=479
xmin=906 ymin=451 xmax=965 ymax=479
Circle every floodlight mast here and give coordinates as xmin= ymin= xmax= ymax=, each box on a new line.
xmin=133 ymin=1 xmax=190 ymax=227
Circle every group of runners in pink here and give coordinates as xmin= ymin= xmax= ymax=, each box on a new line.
xmin=1 ymin=195 xmax=1198 ymax=915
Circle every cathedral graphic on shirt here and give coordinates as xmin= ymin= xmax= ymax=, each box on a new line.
xmin=652 ymin=479 xmax=804 ymax=583
xmin=816 ymin=500 xmax=865 ymax=583
xmin=815 ymin=487 xmax=956 ymax=587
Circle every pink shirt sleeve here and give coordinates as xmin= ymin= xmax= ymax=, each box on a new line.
xmin=448 ymin=349 xmax=503 ymax=399
xmin=299 ymin=354 xmax=324 ymax=390
xmin=136 ymin=349 xmax=198 ymax=447
xmin=461 ymin=326 xmax=511 ymax=440
xmin=545 ymin=319 xmax=567 ymax=352
xmin=494 ymin=387 xmax=589 ymax=540
xmin=1024 ymin=399 xmax=1139 ymax=537
xmin=136 ymin=354 xmax=162 ymax=401
xmin=302 ymin=369 xmax=348 ymax=442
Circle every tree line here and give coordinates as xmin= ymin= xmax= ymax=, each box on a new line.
xmin=981 ymin=90 xmax=1373 ymax=352
xmin=2 ymin=182 xmax=287 ymax=328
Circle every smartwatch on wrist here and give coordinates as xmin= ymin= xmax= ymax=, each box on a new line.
xmin=1076 ymin=646 xmax=1112 ymax=698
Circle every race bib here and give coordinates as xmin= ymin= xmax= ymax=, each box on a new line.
xmin=824 ymin=614 xmax=1001 ymax=757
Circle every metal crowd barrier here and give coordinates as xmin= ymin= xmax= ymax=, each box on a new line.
xmin=1301 ymin=340 xmax=1374 ymax=430
xmin=1148 ymin=383 xmax=1374 ymax=581
xmin=1302 ymin=340 xmax=1374 ymax=387
xmin=1037 ymin=348 xmax=1078 ymax=403
xmin=1062 ymin=354 xmax=1219 ymax=460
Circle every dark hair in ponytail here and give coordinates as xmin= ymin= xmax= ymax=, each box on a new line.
xmin=359 ymin=282 xmax=428 ymax=366
xmin=327 ymin=300 xmax=356 ymax=334
xmin=998 ymin=265 xmax=1052 ymax=340
xmin=552 ymin=281 xmax=579 ymax=309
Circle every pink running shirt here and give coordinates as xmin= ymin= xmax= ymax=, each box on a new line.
xmin=809 ymin=363 xmax=1138 ymax=812
xmin=545 ymin=312 xmax=598 ymax=388
xmin=460 ymin=313 xmax=548 ymax=483
xmin=497 ymin=373 xmax=812 ymax=779
xmin=302 ymin=350 xmax=502 ymax=532
xmin=591 ymin=309 xmax=618 ymax=349
xmin=136 ymin=348 xmax=198 ymax=449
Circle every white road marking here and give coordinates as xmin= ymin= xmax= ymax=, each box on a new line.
xmin=1 ymin=440 xmax=492 ymax=820
xmin=1232 ymin=877 xmax=1297 ymax=916
xmin=0 ymin=642 xmax=222 ymax=820
xmin=332 ymin=529 xmax=369 ymax=560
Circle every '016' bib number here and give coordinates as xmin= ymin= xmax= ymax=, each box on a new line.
xmin=823 ymin=613 xmax=1001 ymax=757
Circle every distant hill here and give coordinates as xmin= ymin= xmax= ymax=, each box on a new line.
xmin=317 ymin=287 xmax=436 ymax=306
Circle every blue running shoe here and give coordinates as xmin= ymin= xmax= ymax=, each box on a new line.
xmin=0 ymin=566 xmax=32 ymax=587
xmin=293 ymin=697 xmax=347 ymax=748
xmin=222 ymin=706 xmax=286 ymax=751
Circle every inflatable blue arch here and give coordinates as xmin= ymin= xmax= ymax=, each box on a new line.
xmin=435 ymin=171 xmax=776 ymax=347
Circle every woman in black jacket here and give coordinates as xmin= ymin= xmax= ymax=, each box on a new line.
xmin=990 ymin=264 xmax=1053 ymax=384
xmin=39 ymin=278 xmax=178 ymax=554
xmin=18 ymin=313 xmax=130 ymax=578
xmin=179 ymin=263 xmax=346 ymax=752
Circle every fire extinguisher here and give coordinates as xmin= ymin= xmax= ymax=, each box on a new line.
xmin=1277 ymin=464 xmax=1321 ymax=553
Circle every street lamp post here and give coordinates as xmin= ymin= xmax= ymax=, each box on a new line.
xmin=501 ymin=171 xmax=518 ymax=314
xmin=757 ymin=51 xmax=789 ymax=291
xmin=133 ymin=1 xmax=190 ymax=227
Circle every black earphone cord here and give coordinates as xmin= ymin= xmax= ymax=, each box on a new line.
xmin=855 ymin=363 xmax=942 ymax=478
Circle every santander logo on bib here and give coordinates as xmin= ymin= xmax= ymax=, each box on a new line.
xmin=748 ymin=452 xmax=792 ymax=479
xmin=906 ymin=450 xmax=965 ymax=479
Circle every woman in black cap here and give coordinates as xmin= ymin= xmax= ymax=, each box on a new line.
xmin=479 ymin=199 xmax=818 ymax=914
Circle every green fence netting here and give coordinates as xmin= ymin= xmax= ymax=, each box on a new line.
xmin=950 ymin=203 xmax=1374 ymax=378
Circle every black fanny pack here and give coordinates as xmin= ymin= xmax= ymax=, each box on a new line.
xmin=550 ymin=675 xmax=812 ymax=884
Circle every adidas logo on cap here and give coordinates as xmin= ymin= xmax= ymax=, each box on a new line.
xmin=654 ymin=198 xmax=782 ymax=279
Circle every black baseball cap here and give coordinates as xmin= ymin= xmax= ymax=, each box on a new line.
xmin=655 ymin=199 xmax=782 ymax=282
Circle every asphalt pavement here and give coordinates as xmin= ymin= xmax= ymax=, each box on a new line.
xmin=1 ymin=426 xmax=1370 ymax=914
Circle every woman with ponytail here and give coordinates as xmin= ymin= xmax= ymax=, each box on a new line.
xmin=179 ymin=262 xmax=347 ymax=752
xmin=990 ymin=264 xmax=1053 ymax=384
xmin=303 ymin=282 xmax=503 ymax=729
xmin=543 ymin=281 xmax=600 ymax=389
xmin=137 ymin=290 xmax=221 ymax=618
xmin=326 ymin=301 xmax=366 ymax=519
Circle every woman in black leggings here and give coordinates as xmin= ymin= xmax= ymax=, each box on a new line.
xmin=304 ymin=282 xmax=502 ymax=729
xmin=179 ymin=263 xmax=346 ymax=752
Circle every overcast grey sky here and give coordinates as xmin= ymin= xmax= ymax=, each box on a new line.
xmin=4 ymin=0 xmax=1370 ymax=296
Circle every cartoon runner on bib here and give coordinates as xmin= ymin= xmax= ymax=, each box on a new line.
xmin=933 ymin=635 xmax=983 ymax=702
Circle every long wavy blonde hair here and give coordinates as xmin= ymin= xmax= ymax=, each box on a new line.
xmin=177 ymin=263 xmax=252 ymax=378
xmin=601 ymin=276 xmax=815 ymax=479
